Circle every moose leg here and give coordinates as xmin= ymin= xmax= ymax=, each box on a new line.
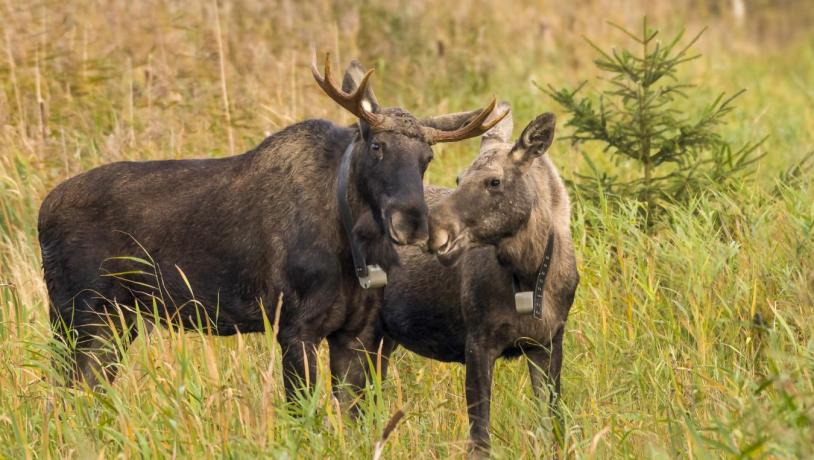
xmin=464 ymin=338 xmax=498 ymax=457
xmin=279 ymin=248 xmax=344 ymax=403
xmin=368 ymin=316 xmax=399 ymax=383
xmin=328 ymin=323 xmax=399 ymax=416
xmin=280 ymin=337 xmax=318 ymax=402
xmin=376 ymin=335 xmax=399 ymax=382
xmin=527 ymin=327 xmax=565 ymax=446
xmin=52 ymin=302 xmax=140 ymax=389
xmin=526 ymin=347 xmax=555 ymax=401
xmin=328 ymin=335 xmax=371 ymax=414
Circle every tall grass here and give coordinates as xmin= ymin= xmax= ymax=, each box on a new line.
xmin=1 ymin=0 xmax=813 ymax=458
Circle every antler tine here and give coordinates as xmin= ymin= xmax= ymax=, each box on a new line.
xmin=475 ymin=101 xmax=511 ymax=132
xmin=311 ymin=51 xmax=383 ymax=127
xmin=423 ymin=97 xmax=510 ymax=144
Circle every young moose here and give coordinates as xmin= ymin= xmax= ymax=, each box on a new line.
xmin=375 ymin=104 xmax=579 ymax=454
xmin=38 ymin=53 xmax=506 ymax=399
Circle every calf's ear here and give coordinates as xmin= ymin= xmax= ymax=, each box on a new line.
xmin=510 ymin=113 xmax=556 ymax=170
xmin=480 ymin=101 xmax=513 ymax=152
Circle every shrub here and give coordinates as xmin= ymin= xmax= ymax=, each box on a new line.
xmin=543 ymin=17 xmax=765 ymax=223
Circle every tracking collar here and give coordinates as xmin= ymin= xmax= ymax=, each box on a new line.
xmin=512 ymin=230 xmax=555 ymax=320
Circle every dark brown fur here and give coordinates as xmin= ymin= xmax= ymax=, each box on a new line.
xmin=38 ymin=59 xmax=494 ymax=401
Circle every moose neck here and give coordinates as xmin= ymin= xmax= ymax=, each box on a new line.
xmin=337 ymin=137 xmax=368 ymax=224
xmin=496 ymin=163 xmax=557 ymax=288
xmin=335 ymin=132 xmax=399 ymax=272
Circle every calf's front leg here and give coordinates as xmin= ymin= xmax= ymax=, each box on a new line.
xmin=465 ymin=337 xmax=497 ymax=457
xmin=526 ymin=326 xmax=565 ymax=446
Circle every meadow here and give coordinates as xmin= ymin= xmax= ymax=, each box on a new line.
xmin=1 ymin=0 xmax=813 ymax=458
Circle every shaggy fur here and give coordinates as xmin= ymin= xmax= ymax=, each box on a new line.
xmin=38 ymin=59 xmax=490 ymax=401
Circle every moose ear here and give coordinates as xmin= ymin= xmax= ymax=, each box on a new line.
xmin=480 ymin=101 xmax=513 ymax=152
xmin=342 ymin=60 xmax=380 ymax=113
xmin=510 ymin=113 xmax=556 ymax=170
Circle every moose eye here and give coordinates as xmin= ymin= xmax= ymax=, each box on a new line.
xmin=369 ymin=142 xmax=384 ymax=160
xmin=487 ymin=178 xmax=502 ymax=189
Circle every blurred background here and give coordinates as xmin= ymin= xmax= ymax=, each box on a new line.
xmin=2 ymin=0 xmax=812 ymax=180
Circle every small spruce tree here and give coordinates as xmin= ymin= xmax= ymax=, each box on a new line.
xmin=544 ymin=17 xmax=765 ymax=222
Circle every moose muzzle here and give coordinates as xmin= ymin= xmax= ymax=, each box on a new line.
xmin=428 ymin=210 xmax=468 ymax=266
xmin=384 ymin=198 xmax=429 ymax=246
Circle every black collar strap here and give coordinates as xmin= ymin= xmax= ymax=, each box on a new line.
xmin=512 ymin=230 xmax=555 ymax=320
xmin=336 ymin=136 xmax=388 ymax=289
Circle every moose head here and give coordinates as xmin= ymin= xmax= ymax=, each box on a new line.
xmin=312 ymin=53 xmax=507 ymax=251
xmin=427 ymin=103 xmax=557 ymax=265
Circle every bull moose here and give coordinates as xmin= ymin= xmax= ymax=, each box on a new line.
xmin=373 ymin=103 xmax=579 ymax=455
xmin=38 ymin=53 xmax=506 ymax=400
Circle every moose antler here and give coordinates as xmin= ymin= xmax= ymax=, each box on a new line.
xmin=312 ymin=51 xmax=384 ymax=127
xmin=421 ymin=98 xmax=510 ymax=144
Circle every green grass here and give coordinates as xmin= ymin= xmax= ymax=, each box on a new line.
xmin=1 ymin=1 xmax=813 ymax=458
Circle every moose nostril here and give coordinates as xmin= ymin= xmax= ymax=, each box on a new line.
xmin=390 ymin=212 xmax=406 ymax=231
xmin=432 ymin=229 xmax=450 ymax=253
xmin=388 ymin=210 xmax=421 ymax=244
